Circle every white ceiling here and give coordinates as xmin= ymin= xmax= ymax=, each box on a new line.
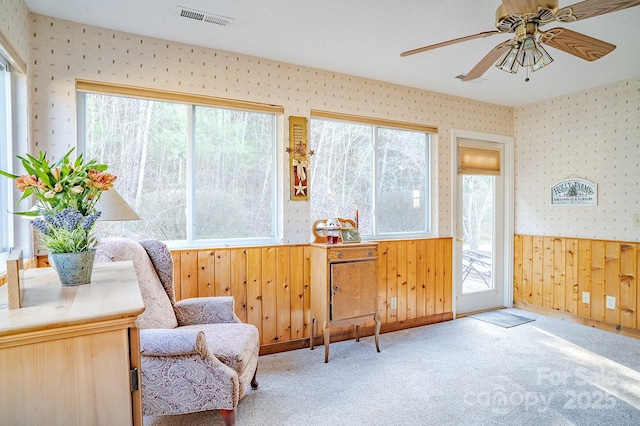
xmin=23 ymin=0 xmax=640 ymax=107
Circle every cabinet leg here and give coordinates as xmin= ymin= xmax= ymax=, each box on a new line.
xmin=374 ymin=313 xmax=381 ymax=353
xmin=355 ymin=325 xmax=360 ymax=342
xmin=323 ymin=320 xmax=330 ymax=363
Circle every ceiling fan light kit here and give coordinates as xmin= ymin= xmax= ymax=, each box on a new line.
xmin=496 ymin=35 xmax=554 ymax=75
xmin=401 ymin=0 xmax=640 ymax=82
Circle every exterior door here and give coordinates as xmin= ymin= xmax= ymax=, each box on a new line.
xmin=453 ymin=131 xmax=513 ymax=315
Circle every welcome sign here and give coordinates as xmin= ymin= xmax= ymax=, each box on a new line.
xmin=551 ymin=178 xmax=597 ymax=206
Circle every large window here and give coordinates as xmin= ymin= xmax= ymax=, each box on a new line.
xmin=310 ymin=111 xmax=434 ymax=238
xmin=79 ymin=82 xmax=281 ymax=246
xmin=0 ymin=57 xmax=11 ymax=265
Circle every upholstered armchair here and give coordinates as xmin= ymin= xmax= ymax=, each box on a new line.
xmin=95 ymin=238 xmax=259 ymax=426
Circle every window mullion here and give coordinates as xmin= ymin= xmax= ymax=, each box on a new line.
xmin=371 ymin=125 xmax=378 ymax=237
xmin=76 ymin=92 xmax=87 ymax=154
xmin=426 ymin=134 xmax=432 ymax=233
xmin=186 ymin=104 xmax=196 ymax=243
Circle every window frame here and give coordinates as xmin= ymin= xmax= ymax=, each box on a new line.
xmin=0 ymin=56 xmax=13 ymax=269
xmin=310 ymin=110 xmax=436 ymax=240
xmin=77 ymin=80 xmax=284 ymax=248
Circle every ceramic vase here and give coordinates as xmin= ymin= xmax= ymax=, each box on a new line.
xmin=48 ymin=249 xmax=96 ymax=286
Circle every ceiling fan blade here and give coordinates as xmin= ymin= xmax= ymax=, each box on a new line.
xmin=462 ymin=40 xmax=512 ymax=81
xmin=400 ymin=31 xmax=501 ymax=57
xmin=540 ymin=28 xmax=616 ymax=61
xmin=557 ymin=0 xmax=640 ymax=21
xmin=502 ymin=0 xmax=539 ymax=15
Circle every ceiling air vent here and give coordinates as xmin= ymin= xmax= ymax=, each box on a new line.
xmin=176 ymin=6 xmax=234 ymax=27
xmin=455 ymin=74 xmax=486 ymax=84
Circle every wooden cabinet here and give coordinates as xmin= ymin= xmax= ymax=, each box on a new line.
xmin=0 ymin=261 xmax=145 ymax=426
xmin=310 ymin=242 xmax=380 ymax=362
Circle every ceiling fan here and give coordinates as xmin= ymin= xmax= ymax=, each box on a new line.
xmin=401 ymin=0 xmax=640 ymax=81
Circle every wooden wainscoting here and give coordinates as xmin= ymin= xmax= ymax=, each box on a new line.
xmin=514 ymin=235 xmax=640 ymax=337
xmin=171 ymin=238 xmax=453 ymax=352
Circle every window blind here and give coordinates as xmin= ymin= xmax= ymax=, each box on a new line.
xmin=311 ymin=109 xmax=437 ymax=133
xmin=458 ymin=140 xmax=501 ymax=175
xmin=76 ymin=79 xmax=284 ymax=114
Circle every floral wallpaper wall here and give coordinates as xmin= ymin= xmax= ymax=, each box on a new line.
xmin=27 ymin=13 xmax=513 ymax=244
xmin=514 ymin=77 xmax=640 ymax=242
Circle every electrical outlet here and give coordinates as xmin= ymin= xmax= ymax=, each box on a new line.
xmin=606 ymin=296 xmax=616 ymax=310
xmin=634 ymin=213 xmax=640 ymax=227
xmin=582 ymin=292 xmax=590 ymax=304
xmin=390 ymin=297 xmax=397 ymax=309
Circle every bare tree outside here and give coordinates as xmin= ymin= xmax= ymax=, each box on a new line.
xmin=310 ymin=120 xmax=373 ymax=231
xmin=83 ymin=93 xmax=276 ymax=243
xmin=310 ymin=119 xmax=430 ymax=236
xmin=376 ymin=128 xmax=427 ymax=233
xmin=462 ymin=175 xmax=493 ymax=254
xmin=461 ymin=174 xmax=494 ymax=292
xmin=194 ymin=107 xmax=275 ymax=239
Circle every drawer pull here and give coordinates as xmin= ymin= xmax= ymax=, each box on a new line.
xmin=336 ymin=252 xmax=343 ymax=258
xmin=366 ymin=250 xmax=372 ymax=256
xmin=334 ymin=286 xmax=339 ymax=293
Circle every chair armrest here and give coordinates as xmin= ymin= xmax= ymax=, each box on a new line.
xmin=140 ymin=328 xmax=210 ymax=357
xmin=174 ymin=296 xmax=241 ymax=326
xmin=139 ymin=328 xmax=242 ymax=412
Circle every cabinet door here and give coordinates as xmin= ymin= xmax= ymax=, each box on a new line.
xmin=330 ymin=260 xmax=377 ymax=321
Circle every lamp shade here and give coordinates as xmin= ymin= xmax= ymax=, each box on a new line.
xmin=95 ymin=188 xmax=141 ymax=221
xmin=495 ymin=44 xmax=520 ymax=74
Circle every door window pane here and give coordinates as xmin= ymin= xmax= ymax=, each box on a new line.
xmin=462 ymin=175 xmax=494 ymax=293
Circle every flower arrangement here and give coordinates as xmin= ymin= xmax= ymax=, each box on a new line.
xmin=32 ymin=208 xmax=102 ymax=253
xmin=0 ymin=148 xmax=116 ymax=253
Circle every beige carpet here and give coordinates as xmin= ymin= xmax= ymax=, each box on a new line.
xmin=145 ymin=309 xmax=640 ymax=425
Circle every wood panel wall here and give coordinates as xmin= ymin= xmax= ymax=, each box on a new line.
xmin=171 ymin=238 xmax=453 ymax=347
xmin=514 ymin=235 xmax=639 ymax=332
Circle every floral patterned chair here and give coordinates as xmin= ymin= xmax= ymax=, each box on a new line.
xmin=95 ymin=238 xmax=259 ymax=426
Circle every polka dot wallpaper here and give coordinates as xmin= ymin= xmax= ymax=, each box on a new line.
xmin=26 ymin=14 xmax=513 ymax=244
xmin=9 ymin=6 xmax=637 ymax=246
xmin=0 ymin=0 xmax=29 ymax=63
xmin=514 ymin=77 xmax=640 ymax=242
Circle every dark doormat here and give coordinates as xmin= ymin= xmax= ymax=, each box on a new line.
xmin=469 ymin=310 xmax=535 ymax=328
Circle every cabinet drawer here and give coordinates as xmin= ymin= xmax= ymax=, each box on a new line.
xmin=328 ymin=246 xmax=377 ymax=262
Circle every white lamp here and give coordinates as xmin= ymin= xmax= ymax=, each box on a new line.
xmin=95 ymin=188 xmax=141 ymax=221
